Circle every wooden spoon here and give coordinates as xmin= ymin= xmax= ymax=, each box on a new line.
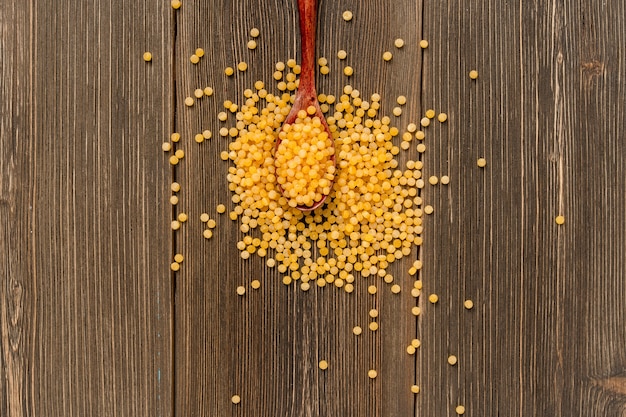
xmin=275 ymin=0 xmax=335 ymax=211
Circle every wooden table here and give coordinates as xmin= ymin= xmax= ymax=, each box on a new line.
xmin=2 ymin=1 xmax=625 ymax=415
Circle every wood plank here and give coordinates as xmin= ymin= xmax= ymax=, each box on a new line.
xmin=421 ymin=1 xmax=626 ymax=416
xmin=174 ymin=0 xmax=423 ymax=415
xmin=561 ymin=1 xmax=626 ymax=415
xmin=0 ymin=4 xmax=32 ymax=415
xmin=1 ymin=1 xmax=173 ymax=416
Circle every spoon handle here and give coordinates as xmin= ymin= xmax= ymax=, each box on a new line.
xmin=296 ymin=0 xmax=318 ymax=94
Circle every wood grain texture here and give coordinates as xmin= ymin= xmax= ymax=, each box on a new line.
xmin=1 ymin=0 xmax=173 ymax=416
xmin=1 ymin=5 xmax=32 ymax=416
xmin=421 ymin=1 xmax=626 ymax=416
xmin=2 ymin=0 xmax=625 ymax=416
xmin=174 ymin=0 xmax=422 ymax=415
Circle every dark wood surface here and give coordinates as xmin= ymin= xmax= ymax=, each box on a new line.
xmin=1 ymin=1 xmax=625 ymax=416
xmin=421 ymin=2 xmax=626 ymax=416
xmin=1 ymin=1 xmax=173 ymax=416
